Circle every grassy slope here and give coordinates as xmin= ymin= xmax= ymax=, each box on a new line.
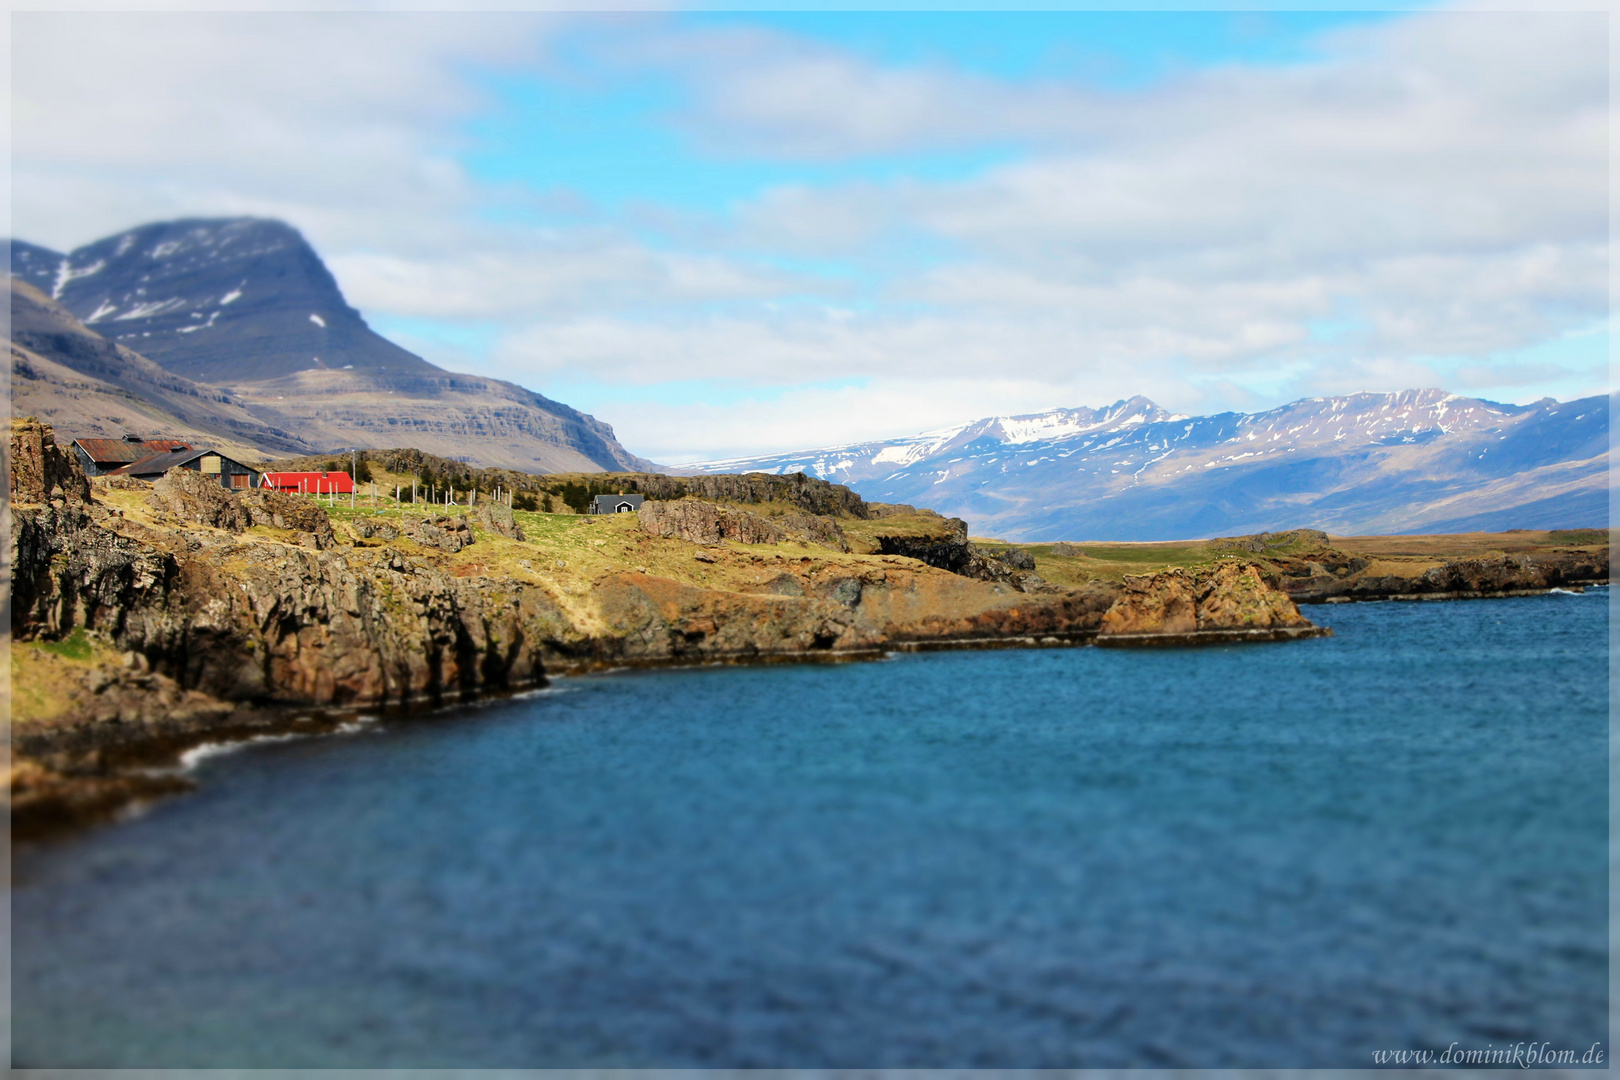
xmin=1017 ymin=528 xmax=1610 ymax=587
xmin=13 ymin=630 xmax=128 ymax=727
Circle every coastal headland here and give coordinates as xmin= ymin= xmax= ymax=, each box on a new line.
xmin=9 ymin=419 xmax=1604 ymax=837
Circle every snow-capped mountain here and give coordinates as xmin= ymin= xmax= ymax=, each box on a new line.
xmin=16 ymin=219 xmax=434 ymax=383
xmin=8 ymin=219 xmax=657 ymax=473
xmin=686 ymin=390 xmax=1610 ymax=541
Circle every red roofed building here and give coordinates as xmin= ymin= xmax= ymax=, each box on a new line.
xmin=262 ymin=471 xmax=355 ymax=495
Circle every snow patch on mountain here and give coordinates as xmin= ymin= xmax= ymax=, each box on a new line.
xmin=52 ymin=259 xmax=106 ymax=299
xmin=683 ymin=389 xmax=1607 ymax=540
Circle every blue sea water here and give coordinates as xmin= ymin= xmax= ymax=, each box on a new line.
xmin=11 ymin=592 xmax=1609 ymax=1068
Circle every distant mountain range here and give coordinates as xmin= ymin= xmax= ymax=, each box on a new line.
xmin=685 ymin=390 xmax=1610 ymax=541
xmin=9 ymin=219 xmax=654 ymax=473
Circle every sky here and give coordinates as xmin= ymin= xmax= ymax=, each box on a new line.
xmin=9 ymin=5 xmax=1611 ymax=464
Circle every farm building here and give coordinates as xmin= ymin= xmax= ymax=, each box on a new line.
xmin=592 ymin=493 xmax=644 ymax=515
xmin=262 ymin=471 xmax=355 ymax=495
xmin=72 ymin=435 xmax=194 ymax=477
xmin=107 ymin=447 xmax=262 ymax=489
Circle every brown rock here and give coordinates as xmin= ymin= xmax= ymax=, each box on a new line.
xmin=91 ymin=475 xmax=153 ymax=492
xmin=240 ymin=488 xmax=339 ymax=549
xmin=146 ymin=470 xmax=339 ymax=549
xmin=400 ymin=513 xmax=474 ymax=552
xmin=10 ymin=417 xmax=91 ymax=504
xmin=473 ymin=501 xmax=525 ymax=541
xmin=1100 ymin=562 xmax=1311 ymax=635
xmin=1194 ymin=561 xmax=1310 ymax=630
xmin=638 ymin=499 xmax=847 ymax=548
xmin=148 ymin=468 xmax=253 ymax=531
xmin=1101 ymin=568 xmax=1199 ymax=635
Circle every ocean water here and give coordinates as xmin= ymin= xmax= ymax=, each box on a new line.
xmin=12 ymin=592 xmax=1609 ymax=1068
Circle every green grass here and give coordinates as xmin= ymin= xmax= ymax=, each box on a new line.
xmin=510 ymin=510 xmax=591 ymax=542
xmin=38 ymin=627 xmax=95 ymax=662
xmin=1546 ymin=529 xmax=1608 ymax=546
xmin=1060 ymin=542 xmax=1215 ymax=567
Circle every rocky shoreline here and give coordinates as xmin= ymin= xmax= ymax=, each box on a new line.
xmin=7 ymin=417 xmax=1324 ymax=839
xmin=1317 ymin=584 xmax=1606 ymax=603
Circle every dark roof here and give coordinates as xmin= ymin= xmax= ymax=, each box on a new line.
xmin=73 ymin=437 xmax=192 ymax=464
xmin=108 ymin=447 xmax=258 ymax=478
xmin=593 ymin=493 xmax=644 ymax=510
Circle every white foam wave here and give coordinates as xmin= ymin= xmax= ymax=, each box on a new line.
xmin=178 ymin=732 xmax=304 ymax=771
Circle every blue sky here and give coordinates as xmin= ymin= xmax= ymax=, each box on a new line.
xmin=461 ymin=11 xmax=1403 ymax=214
xmin=14 ymin=7 xmax=1610 ymax=463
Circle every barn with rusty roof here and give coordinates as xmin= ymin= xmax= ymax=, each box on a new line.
xmin=71 ymin=434 xmax=194 ymax=477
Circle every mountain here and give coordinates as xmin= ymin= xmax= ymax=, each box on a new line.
xmin=685 ymin=390 xmax=1610 ymax=541
xmin=9 ymin=220 xmax=656 ymax=473
xmin=9 ymin=278 xmax=314 ymax=459
xmin=29 ymin=218 xmax=435 ymax=383
xmin=11 ymin=239 xmax=63 ymax=295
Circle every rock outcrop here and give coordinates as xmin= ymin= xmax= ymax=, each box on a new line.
xmin=240 ymin=488 xmax=339 ymax=549
xmin=631 ymin=473 xmax=870 ymax=518
xmin=1334 ymin=552 xmax=1609 ymax=601
xmin=1101 ymin=570 xmax=1198 ymax=635
xmin=1194 ymin=562 xmax=1315 ymax=630
xmin=400 ymin=514 xmax=474 ymax=553
xmin=1100 ymin=562 xmax=1313 ymax=637
xmin=10 ymin=416 xmax=92 ymax=503
xmin=13 ymin=499 xmax=562 ymax=711
xmin=869 ymin=516 xmax=1051 ymax=592
xmin=1211 ymin=529 xmax=1331 ymax=555
xmin=638 ymin=499 xmax=849 ymax=551
xmin=473 ymin=501 xmax=525 ymax=541
xmin=147 ymin=468 xmax=337 ymax=548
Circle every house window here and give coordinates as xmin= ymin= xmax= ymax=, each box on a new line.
xmin=230 ymin=474 xmax=251 ymax=489
xmin=616 ymin=502 xmax=634 ymax=513
xmin=200 ymin=455 xmax=221 ymax=474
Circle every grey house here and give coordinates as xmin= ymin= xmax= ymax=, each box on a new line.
xmin=108 ymin=447 xmax=262 ymax=489
xmin=591 ymin=493 xmax=644 ymax=515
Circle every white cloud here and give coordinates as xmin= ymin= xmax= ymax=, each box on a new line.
xmin=329 ymin=242 xmax=832 ymax=320
xmin=12 ymin=11 xmax=564 ymax=251
xmin=578 ymin=377 xmax=1163 ymax=467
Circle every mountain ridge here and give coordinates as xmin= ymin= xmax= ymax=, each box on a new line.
xmin=684 ymin=389 xmax=1609 ymax=541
